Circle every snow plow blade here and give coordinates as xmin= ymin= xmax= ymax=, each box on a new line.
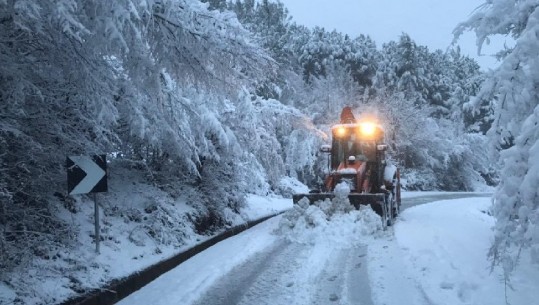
xmin=292 ymin=193 xmax=385 ymax=216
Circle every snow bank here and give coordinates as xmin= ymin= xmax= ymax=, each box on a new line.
xmin=401 ymin=190 xmax=492 ymax=199
xmin=277 ymin=183 xmax=382 ymax=247
xmin=241 ymin=194 xmax=292 ymax=220
xmin=115 ymin=194 xmax=538 ymax=305
xmin=274 ymin=176 xmax=309 ymax=197
xmin=392 ymin=198 xmax=538 ymax=305
xmin=0 ymin=164 xmax=293 ymax=305
xmin=116 ymin=217 xmax=283 ymax=305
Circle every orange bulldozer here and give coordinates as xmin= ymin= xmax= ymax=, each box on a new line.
xmin=293 ymin=107 xmax=401 ymax=227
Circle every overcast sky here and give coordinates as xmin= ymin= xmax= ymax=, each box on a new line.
xmin=279 ymin=0 xmax=506 ymax=70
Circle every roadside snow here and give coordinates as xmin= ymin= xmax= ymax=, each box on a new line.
xmin=119 ymin=193 xmax=537 ymax=305
xmin=2 ymin=170 xmax=204 ymax=305
xmin=275 ymin=176 xmax=309 ymax=197
xmin=0 ymin=283 xmax=16 ymax=303
xmin=119 ymin=183 xmax=379 ymax=305
xmin=14 ymin=191 xmax=536 ymax=305
xmin=369 ymin=197 xmax=539 ymax=305
xmin=0 ymin=167 xmax=293 ymax=305
xmin=117 ymin=217 xmax=283 ymax=305
xmin=401 ymin=191 xmax=491 ymax=199
xmin=241 ymin=194 xmax=292 ymax=220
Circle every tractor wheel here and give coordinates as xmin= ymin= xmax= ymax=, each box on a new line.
xmin=392 ymin=202 xmax=399 ymax=218
xmin=381 ymin=196 xmax=394 ymax=229
xmin=384 ymin=193 xmax=396 ymax=227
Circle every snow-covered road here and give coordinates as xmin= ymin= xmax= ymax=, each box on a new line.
xmin=400 ymin=191 xmax=491 ymax=210
xmin=118 ymin=193 xmax=538 ymax=305
xmin=190 ymin=241 xmax=373 ymax=305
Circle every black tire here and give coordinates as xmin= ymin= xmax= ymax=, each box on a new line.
xmin=381 ymin=195 xmax=394 ymax=229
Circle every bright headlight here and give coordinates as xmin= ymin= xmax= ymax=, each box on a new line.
xmin=335 ymin=126 xmax=347 ymax=137
xmin=359 ymin=122 xmax=376 ymax=136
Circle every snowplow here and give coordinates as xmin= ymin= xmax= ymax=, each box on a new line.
xmin=293 ymin=107 xmax=401 ymax=226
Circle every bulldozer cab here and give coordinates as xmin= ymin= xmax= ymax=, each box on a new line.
xmin=330 ymin=123 xmax=384 ymax=171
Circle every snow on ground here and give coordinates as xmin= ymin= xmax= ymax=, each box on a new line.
xmin=117 ymin=192 xmax=537 ymax=305
xmin=275 ymin=176 xmax=310 ymax=197
xmin=278 ymin=183 xmax=382 ymax=247
xmin=401 ymin=191 xmax=492 ymax=199
xmin=119 ymin=183 xmax=379 ymax=305
xmin=369 ymin=197 xmax=539 ymax=305
xmin=0 ymin=283 xmax=16 ymax=304
xmin=5 ymin=188 xmax=535 ymax=305
xmin=0 ymin=168 xmax=293 ymax=305
xmin=1 ymin=168 xmax=204 ymax=305
xmin=117 ymin=216 xmax=284 ymax=305
xmin=240 ymin=194 xmax=292 ymax=220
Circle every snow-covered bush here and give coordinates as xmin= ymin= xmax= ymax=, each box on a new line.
xmin=188 ymin=158 xmax=247 ymax=235
xmin=400 ymin=168 xmax=438 ymax=191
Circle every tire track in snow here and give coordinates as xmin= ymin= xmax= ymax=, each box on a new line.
xmin=191 ymin=240 xmax=307 ymax=305
xmin=343 ymin=246 xmax=374 ymax=305
xmin=312 ymin=249 xmax=348 ymax=305
xmin=313 ymin=245 xmax=374 ymax=305
xmin=192 ymin=240 xmax=376 ymax=305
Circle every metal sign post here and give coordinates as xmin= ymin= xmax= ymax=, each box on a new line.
xmin=93 ymin=193 xmax=100 ymax=254
xmin=67 ymin=155 xmax=108 ymax=254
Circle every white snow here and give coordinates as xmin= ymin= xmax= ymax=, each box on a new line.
xmin=240 ymin=194 xmax=293 ymax=220
xmin=274 ymin=176 xmax=310 ymax=197
xmin=118 ymin=194 xmax=538 ymax=305
xmin=401 ymin=190 xmax=491 ymax=199
xmin=336 ymin=168 xmax=357 ymax=174
xmin=383 ymin=163 xmax=397 ymax=181
xmin=369 ymin=197 xmax=539 ymax=305
xmin=117 ymin=216 xmax=283 ymax=305
xmin=8 ymin=191 xmax=536 ymax=305
xmin=400 ymin=199 xmax=500 ymax=304
xmin=277 ymin=183 xmax=382 ymax=247
xmin=0 ymin=283 xmax=15 ymax=303
xmin=0 ymin=167 xmax=293 ymax=305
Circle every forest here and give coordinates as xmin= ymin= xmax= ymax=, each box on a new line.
xmin=0 ymin=0 xmax=537 ymax=303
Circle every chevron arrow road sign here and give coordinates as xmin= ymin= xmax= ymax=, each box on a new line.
xmin=67 ymin=155 xmax=108 ymax=195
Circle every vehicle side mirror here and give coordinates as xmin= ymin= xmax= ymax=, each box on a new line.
xmin=320 ymin=144 xmax=331 ymax=153
xmin=377 ymin=144 xmax=388 ymax=151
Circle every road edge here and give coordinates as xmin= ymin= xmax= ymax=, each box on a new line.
xmin=59 ymin=212 xmax=285 ymax=305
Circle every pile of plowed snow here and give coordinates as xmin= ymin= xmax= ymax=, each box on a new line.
xmin=276 ymin=183 xmax=382 ymax=247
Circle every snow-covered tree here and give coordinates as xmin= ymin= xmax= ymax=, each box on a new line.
xmin=223 ymin=89 xmax=321 ymax=189
xmin=0 ymin=0 xmax=272 ymax=272
xmin=292 ymin=27 xmax=378 ymax=88
xmin=455 ymin=0 xmax=539 ymax=273
xmin=369 ymin=34 xmax=489 ymax=190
